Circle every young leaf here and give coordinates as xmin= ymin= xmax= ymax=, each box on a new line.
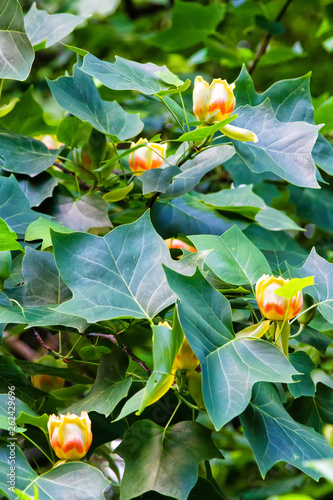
xmin=274 ymin=276 xmax=315 ymax=299
xmin=0 ymin=218 xmax=24 ymax=251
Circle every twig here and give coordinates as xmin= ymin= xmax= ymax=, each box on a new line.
xmin=34 ymin=329 xmax=54 ymax=353
xmin=85 ymin=333 xmax=152 ymax=375
xmin=248 ymin=0 xmax=294 ymax=75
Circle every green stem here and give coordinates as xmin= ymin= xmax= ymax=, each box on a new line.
xmin=164 ymin=400 xmax=181 ymax=430
xmin=65 ymin=336 xmax=84 ymax=359
xmin=176 ymin=392 xmax=199 ymax=411
xmin=290 ymin=324 xmax=305 ymax=339
xmin=21 ymin=433 xmax=54 ymax=464
xmin=0 ymin=79 xmax=3 ymax=101
xmin=289 ymin=303 xmax=319 ymax=325
xmin=58 ymin=331 xmax=62 ymax=356
xmin=179 ymin=93 xmax=190 ymax=132
xmin=159 ymin=96 xmax=185 ymax=132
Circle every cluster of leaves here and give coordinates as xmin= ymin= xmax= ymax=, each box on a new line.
xmin=1 ymin=0 xmax=333 ymax=499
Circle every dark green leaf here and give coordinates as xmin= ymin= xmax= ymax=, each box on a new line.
xmin=138 ymin=166 xmax=180 ymax=195
xmin=48 ymin=65 xmax=143 ymax=140
xmin=288 ymin=351 xmax=316 ymax=398
xmin=116 ymin=420 xmax=221 ymax=500
xmin=81 ymin=54 xmax=175 ymax=95
xmin=152 ymin=1 xmax=226 ymax=51
xmin=240 ymin=383 xmax=333 ymax=479
xmin=165 ymin=267 xmax=297 ymax=429
xmin=52 ymin=211 xmax=206 ymax=322
xmin=0 ymin=130 xmax=59 ymax=176
xmin=4 ymin=247 xmax=71 ymax=306
xmin=66 ymin=351 xmax=132 ymax=416
xmin=19 ymin=172 xmax=57 ymax=207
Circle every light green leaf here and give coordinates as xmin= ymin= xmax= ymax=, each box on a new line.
xmin=0 ymin=0 xmax=34 ymax=81
xmin=255 ymin=207 xmax=302 ymax=232
xmin=240 ymin=383 xmax=333 ymax=479
xmin=116 ymin=420 xmax=221 ymax=500
xmin=190 ymin=225 xmax=271 ymax=285
xmin=25 ymin=217 xmax=73 ymax=250
xmin=47 ymin=64 xmax=143 ymax=140
xmin=103 ymin=182 xmax=134 ymax=202
xmin=176 ymin=115 xmax=237 ymax=142
xmin=0 ymin=97 xmax=19 ymax=117
xmin=25 ymin=3 xmax=85 ymax=48
xmin=275 ymin=277 xmax=315 ymax=300
xmin=0 ymin=218 xmax=23 ymax=251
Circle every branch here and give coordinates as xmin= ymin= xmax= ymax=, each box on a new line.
xmin=85 ymin=333 xmax=152 ymax=375
xmin=248 ymin=0 xmax=294 ymax=75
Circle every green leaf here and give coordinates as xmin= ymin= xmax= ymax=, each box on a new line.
xmin=289 ymin=381 xmax=333 ymax=433
xmin=289 ymin=185 xmax=333 ymax=233
xmin=296 ymin=326 xmax=332 ymax=355
xmin=0 ymin=303 xmax=88 ymax=332
xmin=0 ymin=442 xmax=109 ymax=500
xmin=0 ymin=130 xmax=59 ymax=176
xmin=4 ymin=247 xmax=71 ymax=306
xmin=47 ymin=65 xmax=143 ymax=140
xmin=164 ymin=267 xmax=297 ymax=429
xmin=103 ymin=182 xmax=134 ymax=202
xmin=234 ymin=67 xmax=333 ymax=176
xmin=52 ymin=211 xmax=206 ymax=322
xmin=151 ymin=0 xmax=226 ymax=51
xmin=51 ymin=192 xmax=112 ymax=232
xmin=25 ymin=3 xmax=85 ymax=48
xmin=56 ymin=115 xmax=92 ymax=149
xmin=289 ymin=248 xmax=333 ymax=323
xmin=157 ymin=78 xmax=191 ymax=97
xmin=19 ymin=172 xmax=57 ymax=208
xmin=190 ymin=225 xmax=271 ymax=285
xmin=275 ymin=277 xmax=315 ymax=300
xmin=0 ymin=218 xmax=23 ymax=251
xmin=161 ymin=145 xmax=235 ymax=199
xmin=224 ymin=100 xmax=320 ymax=188
xmin=0 ymin=97 xmax=19 ymax=117
xmin=116 ymin=420 xmax=221 ymax=500
xmin=288 ymin=351 xmax=316 ymax=399
xmin=66 ymin=351 xmax=132 ymax=416
xmin=0 ymin=356 xmax=45 ymax=407
xmin=0 ymin=86 xmax=52 ymax=136
xmin=176 ymin=115 xmax=237 ymax=142
xmin=138 ymin=166 xmax=180 ymax=195
xmin=151 ymin=194 xmax=248 ymax=239
xmin=0 ymin=393 xmax=36 ymax=432
xmin=198 ymin=184 xmax=266 ymax=219
xmin=17 ymin=359 xmax=92 ymax=385
xmin=25 ymin=217 xmax=73 ymax=250
xmin=240 ymin=382 xmax=333 ymax=479
xmin=81 ymin=54 xmax=175 ymax=94
xmin=139 ymin=311 xmax=183 ymax=413
xmin=305 ymin=459 xmax=333 ymax=483
xmin=16 ymin=412 xmax=49 ymax=434
xmin=255 ymin=207 xmax=302 ymax=232
xmin=0 ymin=0 xmax=34 ymax=81
xmin=0 ymin=175 xmax=42 ymax=234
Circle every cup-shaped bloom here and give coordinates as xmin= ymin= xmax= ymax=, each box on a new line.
xmin=193 ymin=76 xmax=235 ymax=123
xmin=129 ymin=138 xmax=167 ymax=174
xmin=31 ymin=355 xmax=66 ymax=393
xmin=255 ymin=274 xmax=303 ymax=321
xmin=48 ymin=412 xmax=92 ymax=460
xmin=164 ymin=238 xmax=196 ymax=253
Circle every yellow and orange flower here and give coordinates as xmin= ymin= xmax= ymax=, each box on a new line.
xmin=193 ymin=76 xmax=235 ymax=123
xmin=48 ymin=412 xmax=92 ymax=460
xmin=164 ymin=238 xmax=196 ymax=253
xmin=129 ymin=138 xmax=167 ymax=174
xmin=255 ymin=274 xmax=303 ymax=321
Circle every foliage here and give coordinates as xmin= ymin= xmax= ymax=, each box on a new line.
xmin=0 ymin=0 xmax=333 ymax=499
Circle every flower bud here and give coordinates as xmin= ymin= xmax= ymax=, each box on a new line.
xmin=173 ymin=338 xmax=200 ymax=372
xmin=255 ymin=274 xmax=303 ymax=321
xmin=193 ymin=76 xmax=235 ymax=123
xmin=220 ymin=123 xmax=258 ymax=143
xmin=31 ymin=355 xmax=66 ymax=393
xmin=48 ymin=411 xmax=92 ymax=460
xmin=129 ymin=138 xmax=167 ymax=175
xmin=165 ymin=238 xmax=196 ymax=253
xmin=297 ymin=294 xmax=316 ymax=326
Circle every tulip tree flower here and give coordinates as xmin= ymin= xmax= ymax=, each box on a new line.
xmin=193 ymin=76 xmax=236 ymax=123
xmin=164 ymin=238 xmax=196 ymax=253
xmin=255 ymin=274 xmax=303 ymax=321
xmin=48 ymin=411 xmax=93 ymax=460
xmin=31 ymin=355 xmax=66 ymax=393
xmin=129 ymin=137 xmax=167 ymax=174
